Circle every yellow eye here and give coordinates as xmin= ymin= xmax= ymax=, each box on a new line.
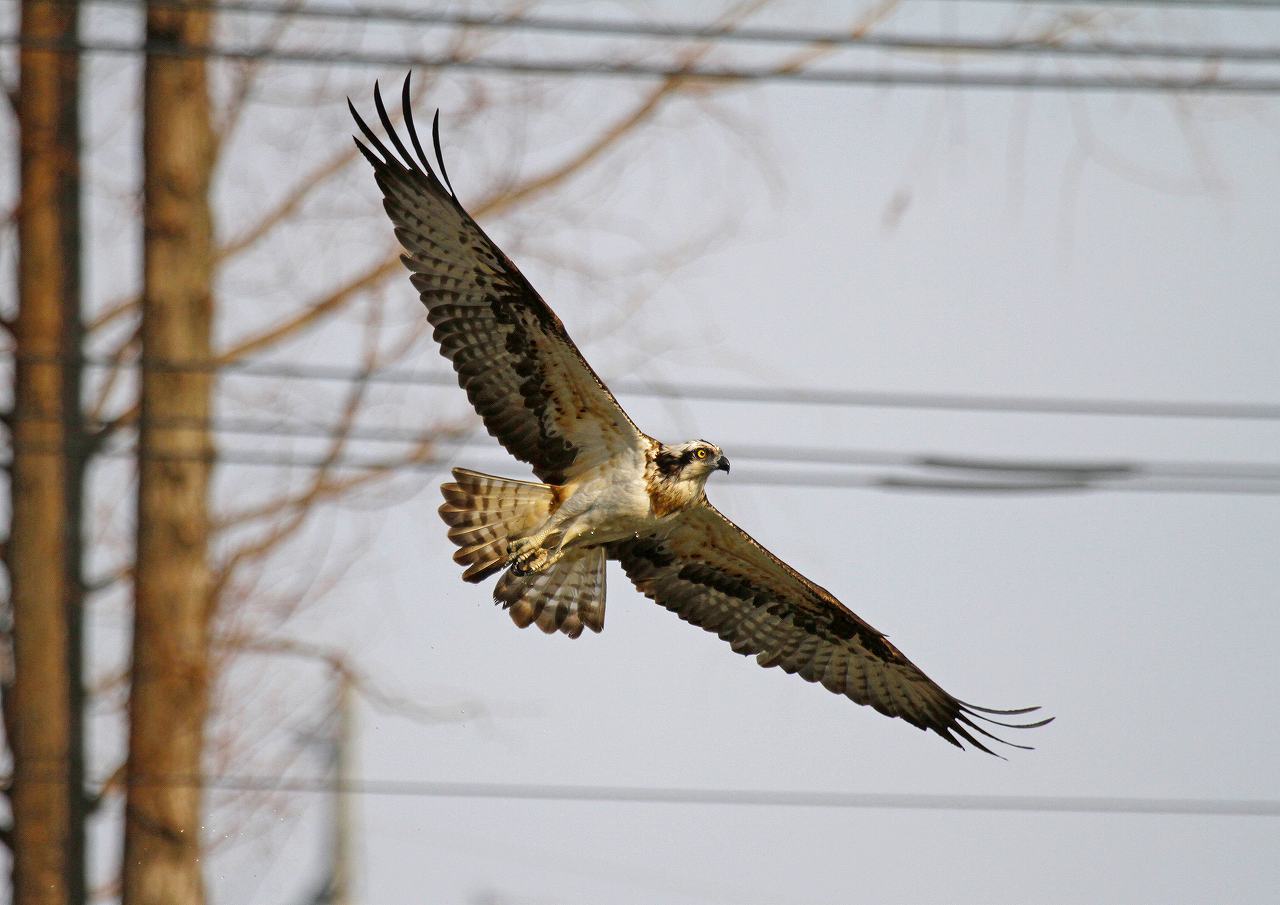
xmin=695 ymin=449 xmax=708 ymax=459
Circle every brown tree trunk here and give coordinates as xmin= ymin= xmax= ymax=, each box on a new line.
xmin=121 ymin=4 xmax=215 ymax=905
xmin=5 ymin=2 xmax=85 ymax=905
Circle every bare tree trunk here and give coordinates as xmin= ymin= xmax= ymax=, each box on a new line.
xmin=121 ymin=4 xmax=215 ymax=905
xmin=5 ymin=2 xmax=85 ymax=905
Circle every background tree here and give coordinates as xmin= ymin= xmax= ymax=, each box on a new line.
xmin=121 ymin=3 xmax=216 ymax=904
xmin=4 ymin=2 xmax=85 ymax=904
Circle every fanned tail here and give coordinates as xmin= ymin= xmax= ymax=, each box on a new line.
xmin=438 ymin=468 xmax=554 ymax=583
xmin=493 ymin=546 xmax=607 ymax=638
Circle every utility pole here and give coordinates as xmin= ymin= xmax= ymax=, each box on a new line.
xmin=331 ymin=669 xmax=354 ymax=905
xmin=5 ymin=2 xmax=86 ymax=904
xmin=304 ymin=665 xmax=355 ymax=905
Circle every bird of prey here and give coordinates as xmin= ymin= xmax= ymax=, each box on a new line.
xmin=350 ymin=77 xmax=1051 ymax=755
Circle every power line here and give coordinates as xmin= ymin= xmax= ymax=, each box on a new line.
xmin=79 ymin=0 xmax=1280 ymax=64
xmin=10 ymin=442 xmax=1280 ymax=496
xmin=41 ymin=771 xmax=1275 ymax=816
xmin=7 ymin=35 xmax=1280 ymax=93
xmin=10 ymin=409 xmax=1280 ymax=483
xmin=13 ymin=353 xmax=1280 ymax=421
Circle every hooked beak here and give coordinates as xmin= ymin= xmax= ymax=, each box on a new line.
xmin=715 ymin=455 xmax=731 ymax=473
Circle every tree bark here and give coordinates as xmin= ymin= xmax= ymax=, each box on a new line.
xmin=5 ymin=2 xmax=85 ymax=905
xmin=122 ymin=4 xmax=215 ymax=905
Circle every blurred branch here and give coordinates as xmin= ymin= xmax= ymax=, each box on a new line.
xmin=84 ymin=15 xmax=489 ymax=336
xmin=210 ymin=300 xmax=453 ymax=621
xmin=212 ymin=0 xmax=843 ymax=366
xmin=84 ymin=562 xmax=133 ymax=596
xmin=213 ymin=0 xmax=304 ymax=157
xmin=218 ymin=633 xmax=488 ymax=726
xmin=211 ymin=305 xmax=386 ymax=604
xmin=86 ymin=761 xmax=126 ymax=813
xmin=771 ymin=0 xmax=901 ymax=76
xmin=97 ymin=0 xmax=903 ymax=369
xmin=216 ymin=418 xmax=463 ymax=531
xmin=215 ymin=248 xmax=398 ymax=365
xmin=214 ymin=17 xmax=487 ymax=266
xmin=86 ymin=293 xmax=136 ymax=334
xmin=87 ymin=400 xmax=138 ymax=450
xmin=213 ymin=313 xmax=448 ymax=529
xmin=214 ymin=140 xmax=361 ymax=264
xmin=85 ymin=323 xmax=140 ymax=423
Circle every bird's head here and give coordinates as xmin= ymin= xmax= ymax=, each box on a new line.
xmin=655 ymin=439 xmax=730 ymax=488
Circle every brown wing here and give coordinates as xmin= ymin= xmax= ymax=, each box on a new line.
xmin=608 ymin=504 xmax=1051 ymax=755
xmin=351 ymin=78 xmax=647 ymax=484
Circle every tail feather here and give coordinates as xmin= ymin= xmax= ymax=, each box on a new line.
xmin=438 ymin=468 xmax=554 ymax=583
xmin=494 ymin=546 xmax=607 ymax=638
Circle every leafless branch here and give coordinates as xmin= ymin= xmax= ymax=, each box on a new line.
xmin=213 ymin=0 xmax=306 ymax=158
xmin=215 ymin=141 xmax=362 ymax=264
xmin=211 ymin=307 xmax=386 ymax=601
xmin=86 ymin=293 xmax=137 ymax=334
xmin=214 ymin=17 xmax=491 ymax=267
xmin=85 ymin=324 xmax=140 ymax=423
xmin=216 ymin=633 xmax=489 ymax=726
xmin=86 ymin=761 xmax=126 ymax=814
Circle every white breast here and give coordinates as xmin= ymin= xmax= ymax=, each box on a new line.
xmin=559 ymin=446 xmax=657 ymax=546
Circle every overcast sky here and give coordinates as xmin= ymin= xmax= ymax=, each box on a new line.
xmin=7 ymin=1 xmax=1280 ymax=903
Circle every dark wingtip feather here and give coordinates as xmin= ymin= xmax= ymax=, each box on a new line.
xmin=352 ymin=136 xmax=381 ymax=169
xmin=432 ymin=109 xmax=457 ymax=197
xmin=959 ymin=714 xmax=1035 ymax=751
xmin=959 ymin=701 xmax=1044 ymax=716
xmin=947 ymin=722 xmax=1004 ymax=759
xmin=963 ymin=706 xmax=1055 ymax=731
xmin=932 ymin=697 xmax=1053 ymax=755
xmin=373 ymin=78 xmax=417 ymax=172
xmin=401 ymin=71 xmax=437 ymax=175
xmin=347 ymin=96 xmax=373 ymax=147
xmin=350 ymin=94 xmax=395 ymax=166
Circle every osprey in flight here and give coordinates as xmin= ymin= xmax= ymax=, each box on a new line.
xmin=351 ymin=78 xmax=1050 ymax=755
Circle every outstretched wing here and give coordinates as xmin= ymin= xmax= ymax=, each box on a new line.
xmin=350 ymin=77 xmax=647 ymax=484
xmin=609 ymin=505 xmax=1050 ymax=755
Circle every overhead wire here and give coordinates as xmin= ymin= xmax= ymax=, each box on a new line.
xmin=12 ymin=352 xmax=1280 ymax=421
xmin=8 ymin=442 xmax=1280 ymax=496
xmin=9 ymin=409 xmax=1280 ymax=485
xmin=5 ymin=35 xmax=1280 ymax=93
xmin=74 ymin=0 xmax=1280 ymax=65
xmin=9 ymin=769 xmax=1275 ymax=816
